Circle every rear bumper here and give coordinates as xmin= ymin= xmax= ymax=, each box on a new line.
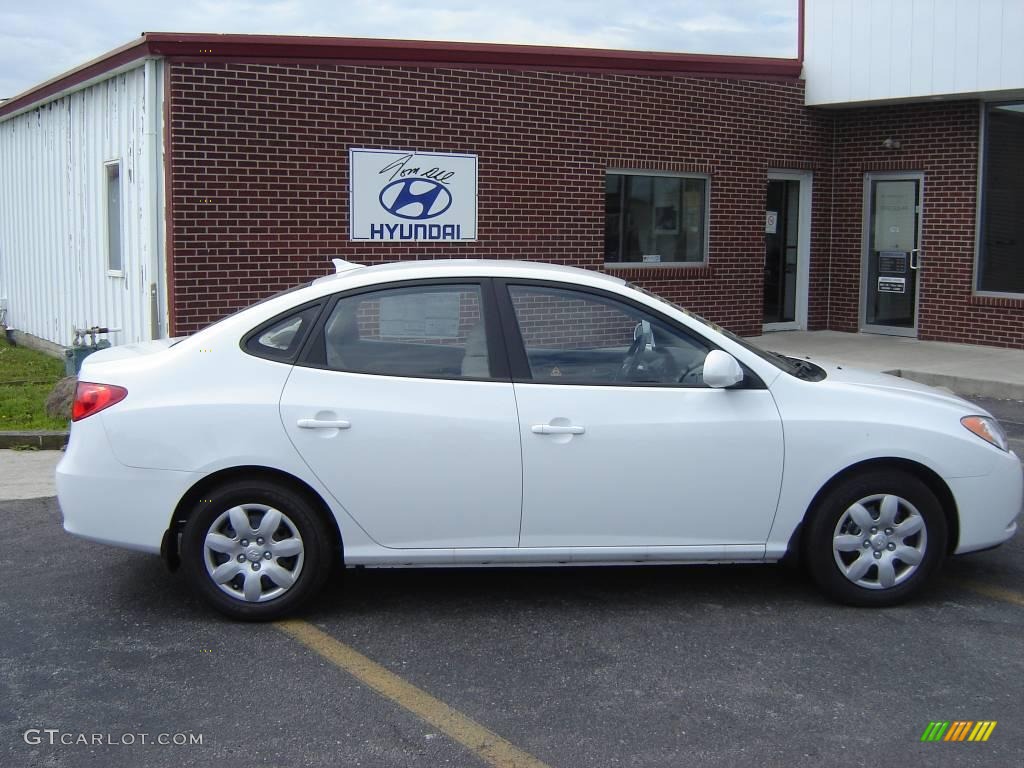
xmin=56 ymin=417 xmax=198 ymax=554
xmin=949 ymin=450 xmax=1023 ymax=554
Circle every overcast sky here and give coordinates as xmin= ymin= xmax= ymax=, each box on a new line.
xmin=0 ymin=0 xmax=798 ymax=98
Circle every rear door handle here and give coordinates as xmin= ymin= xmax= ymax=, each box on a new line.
xmin=297 ymin=418 xmax=351 ymax=430
xmin=531 ymin=424 xmax=585 ymax=435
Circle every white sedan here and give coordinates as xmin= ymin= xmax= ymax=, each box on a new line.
xmin=57 ymin=260 xmax=1021 ymax=619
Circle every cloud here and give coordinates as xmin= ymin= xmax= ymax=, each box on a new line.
xmin=0 ymin=0 xmax=797 ymax=99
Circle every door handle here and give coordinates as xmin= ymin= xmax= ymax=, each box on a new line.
xmin=531 ymin=424 xmax=585 ymax=435
xmin=910 ymin=249 xmax=920 ymax=270
xmin=297 ymin=418 xmax=351 ymax=430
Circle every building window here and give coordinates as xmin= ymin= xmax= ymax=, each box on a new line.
xmin=605 ymin=172 xmax=708 ymax=265
xmin=977 ymin=102 xmax=1024 ymax=295
xmin=105 ymin=161 xmax=123 ymax=274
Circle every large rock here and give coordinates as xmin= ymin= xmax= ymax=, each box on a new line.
xmin=45 ymin=376 xmax=77 ymax=420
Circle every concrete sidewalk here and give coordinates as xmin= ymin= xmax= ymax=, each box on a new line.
xmin=749 ymin=330 xmax=1024 ymax=401
xmin=0 ymin=449 xmax=60 ymax=500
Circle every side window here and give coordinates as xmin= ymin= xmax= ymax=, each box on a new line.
xmin=507 ymin=285 xmax=710 ymax=385
xmin=244 ymin=304 xmax=321 ymax=362
xmin=323 ymin=284 xmax=490 ymax=379
xmin=105 ymin=161 xmax=123 ymax=274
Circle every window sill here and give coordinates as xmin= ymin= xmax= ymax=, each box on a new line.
xmin=107 ymin=270 xmax=125 ymax=279
xmin=970 ymin=293 xmax=1024 ymax=308
xmin=603 ymin=262 xmax=711 ymax=280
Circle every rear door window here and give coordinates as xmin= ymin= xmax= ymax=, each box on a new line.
xmin=319 ymin=284 xmax=492 ymax=379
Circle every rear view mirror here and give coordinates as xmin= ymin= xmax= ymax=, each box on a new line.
xmin=703 ymin=350 xmax=744 ymax=388
xmin=633 ymin=320 xmax=654 ymax=350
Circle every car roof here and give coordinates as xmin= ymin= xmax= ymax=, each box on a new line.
xmin=312 ymin=258 xmax=628 ymax=289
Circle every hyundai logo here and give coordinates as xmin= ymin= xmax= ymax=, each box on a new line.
xmin=378 ymin=178 xmax=452 ymax=220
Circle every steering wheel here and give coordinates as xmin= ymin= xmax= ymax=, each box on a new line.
xmin=616 ymin=335 xmax=647 ymax=381
xmin=677 ymin=362 xmax=704 ymax=385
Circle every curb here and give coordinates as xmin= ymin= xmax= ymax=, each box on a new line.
xmin=888 ymin=370 xmax=1024 ymax=402
xmin=0 ymin=431 xmax=68 ymax=450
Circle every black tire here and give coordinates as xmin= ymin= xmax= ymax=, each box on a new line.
xmin=804 ymin=469 xmax=947 ymax=607
xmin=180 ymin=479 xmax=334 ymax=621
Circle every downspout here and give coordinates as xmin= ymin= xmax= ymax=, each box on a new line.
xmin=827 ymin=114 xmax=836 ymax=330
xmin=797 ymin=0 xmax=805 ymax=64
xmin=143 ymin=57 xmax=165 ymax=339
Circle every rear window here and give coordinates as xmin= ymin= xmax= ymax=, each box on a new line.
xmin=243 ymin=304 xmax=322 ymax=362
xmin=172 ymin=281 xmax=314 ymax=347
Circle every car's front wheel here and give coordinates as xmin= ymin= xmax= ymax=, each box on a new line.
xmin=805 ymin=469 xmax=947 ymax=607
xmin=180 ymin=479 xmax=333 ymax=620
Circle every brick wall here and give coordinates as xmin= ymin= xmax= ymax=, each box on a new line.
xmin=167 ymin=62 xmax=834 ymax=336
xmin=829 ymin=102 xmax=1024 ymax=348
xmin=167 ymin=60 xmax=1022 ymax=349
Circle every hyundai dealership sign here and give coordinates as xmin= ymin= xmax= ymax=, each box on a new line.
xmin=350 ymin=149 xmax=477 ymax=241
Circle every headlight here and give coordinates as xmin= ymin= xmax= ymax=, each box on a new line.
xmin=961 ymin=415 xmax=1009 ymax=451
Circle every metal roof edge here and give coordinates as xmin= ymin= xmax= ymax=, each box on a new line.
xmin=141 ymin=32 xmax=800 ymax=77
xmin=2 ymin=32 xmax=801 ymax=120
xmin=0 ymin=37 xmax=153 ymax=122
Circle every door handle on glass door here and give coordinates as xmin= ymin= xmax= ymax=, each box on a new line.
xmin=531 ymin=424 xmax=585 ymax=435
xmin=910 ymin=249 xmax=920 ymax=270
xmin=297 ymin=418 xmax=351 ymax=430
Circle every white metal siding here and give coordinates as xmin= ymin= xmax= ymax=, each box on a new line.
xmin=805 ymin=0 xmax=1024 ymax=106
xmin=0 ymin=61 xmax=165 ymax=347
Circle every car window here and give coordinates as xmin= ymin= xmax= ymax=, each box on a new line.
xmin=507 ymin=285 xmax=710 ymax=385
xmin=174 ymin=281 xmax=314 ymax=347
xmin=244 ymin=304 xmax=321 ymax=361
xmin=625 ymin=281 xmax=824 ymax=380
xmin=322 ymin=284 xmax=490 ymax=379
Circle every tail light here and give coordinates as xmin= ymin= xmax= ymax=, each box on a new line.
xmin=72 ymin=382 xmax=128 ymax=421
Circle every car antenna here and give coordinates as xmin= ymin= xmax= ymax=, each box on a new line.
xmin=331 ymin=258 xmax=363 ymax=274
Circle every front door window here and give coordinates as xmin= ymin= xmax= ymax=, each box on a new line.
xmin=506 ymin=285 xmax=711 ymax=386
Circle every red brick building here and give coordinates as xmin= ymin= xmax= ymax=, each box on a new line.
xmin=1 ymin=14 xmax=1022 ymax=349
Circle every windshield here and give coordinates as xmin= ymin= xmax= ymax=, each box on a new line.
xmin=626 ymin=282 xmax=824 ymax=380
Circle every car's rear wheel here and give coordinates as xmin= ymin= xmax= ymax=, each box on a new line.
xmin=805 ymin=469 xmax=947 ymax=607
xmin=180 ymin=480 xmax=333 ymax=620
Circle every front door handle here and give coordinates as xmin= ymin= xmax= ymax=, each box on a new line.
xmin=531 ymin=424 xmax=585 ymax=435
xmin=910 ymin=249 xmax=920 ymax=270
xmin=297 ymin=418 xmax=351 ymax=430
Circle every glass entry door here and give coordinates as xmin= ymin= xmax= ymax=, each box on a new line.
xmin=862 ymin=175 xmax=922 ymax=335
xmin=763 ymin=179 xmax=800 ymax=324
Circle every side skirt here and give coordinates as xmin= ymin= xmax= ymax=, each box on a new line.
xmin=345 ymin=544 xmax=769 ymax=568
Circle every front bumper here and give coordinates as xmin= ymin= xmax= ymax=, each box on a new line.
xmin=56 ymin=416 xmax=198 ymax=554
xmin=950 ymin=449 xmax=1023 ymax=554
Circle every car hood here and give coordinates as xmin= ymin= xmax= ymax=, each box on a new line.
xmin=791 ymin=357 xmax=987 ymax=414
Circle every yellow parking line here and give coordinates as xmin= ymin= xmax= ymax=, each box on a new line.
xmin=960 ymin=580 xmax=1024 ymax=608
xmin=276 ymin=620 xmax=551 ymax=768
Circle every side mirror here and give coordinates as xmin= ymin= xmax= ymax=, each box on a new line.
xmin=702 ymin=350 xmax=744 ymax=388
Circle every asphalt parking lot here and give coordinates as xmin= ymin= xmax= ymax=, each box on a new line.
xmin=2 ymin=487 xmax=1022 ymax=768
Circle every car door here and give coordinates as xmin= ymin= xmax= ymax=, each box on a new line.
xmin=280 ymin=280 xmax=523 ymax=549
xmin=497 ymin=281 xmax=784 ymax=549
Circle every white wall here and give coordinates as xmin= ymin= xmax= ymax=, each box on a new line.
xmin=0 ymin=60 xmax=166 ymax=347
xmin=805 ymin=0 xmax=1024 ymax=106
